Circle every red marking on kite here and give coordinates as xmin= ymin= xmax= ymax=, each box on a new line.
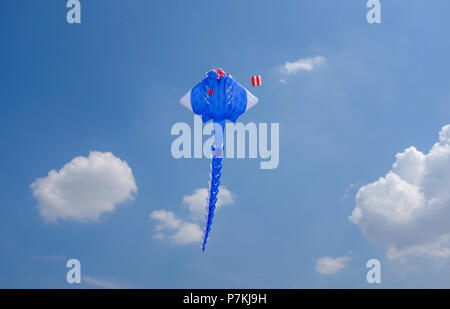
xmin=215 ymin=68 xmax=225 ymax=79
xmin=208 ymin=89 xmax=214 ymax=96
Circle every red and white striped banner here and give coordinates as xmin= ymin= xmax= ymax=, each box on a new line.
xmin=251 ymin=75 xmax=262 ymax=86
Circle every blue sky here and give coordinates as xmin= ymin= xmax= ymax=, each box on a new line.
xmin=2 ymin=0 xmax=450 ymax=288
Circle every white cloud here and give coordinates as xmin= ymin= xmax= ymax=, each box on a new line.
xmin=151 ymin=209 xmax=182 ymax=230
xmin=315 ymin=256 xmax=350 ymax=275
xmin=150 ymin=210 xmax=202 ymax=245
xmin=31 ymin=151 xmax=137 ymax=222
xmin=280 ymin=55 xmax=326 ymax=75
xmin=84 ymin=276 xmax=123 ymax=289
xmin=150 ymin=186 xmax=235 ymax=246
xmin=182 ymin=186 xmax=234 ymax=220
xmin=172 ymin=222 xmax=204 ymax=245
xmin=350 ymin=125 xmax=450 ymax=260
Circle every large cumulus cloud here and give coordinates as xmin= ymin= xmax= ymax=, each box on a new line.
xmin=31 ymin=151 xmax=137 ymax=222
xmin=350 ymin=125 xmax=450 ymax=260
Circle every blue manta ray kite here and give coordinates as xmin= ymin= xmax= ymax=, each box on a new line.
xmin=180 ymin=68 xmax=259 ymax=251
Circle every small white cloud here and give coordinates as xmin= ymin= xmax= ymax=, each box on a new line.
xmin=151 ymin=187 xmax=235 ymax=246
xmin=84 ymin=276 xmax=123 ymax=289
xmin=172 ymin=222 xmax=203 ymax=245
xmin=31 ymin=151 xmax=137 ymax=223
xmin=150 ymin=209 xmax=182 ymax=230
xmin=182 ymin=186 xmax=234 ymax=220
xmin=150 ymin=210 xmax=202 ymax=245
xmin=280 ymin=55 xmax=326 ymax=75
xmin=315 ymin=256 xmax=351 ymax=275
xmin=350 ymin=125 xmax=450 ymax=260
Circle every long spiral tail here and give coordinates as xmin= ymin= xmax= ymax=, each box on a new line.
xmin=201 ymin=145 xmax=223 ymax=252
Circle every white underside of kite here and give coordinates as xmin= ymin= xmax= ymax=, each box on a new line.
xmin=180 ymin=89 xmax=192 ymax=111
xmin=245 ymin=89 xmax=259 ymax=111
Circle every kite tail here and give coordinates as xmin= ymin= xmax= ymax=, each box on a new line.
xmin=201 ymin=145 xmax=223 ymax=252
